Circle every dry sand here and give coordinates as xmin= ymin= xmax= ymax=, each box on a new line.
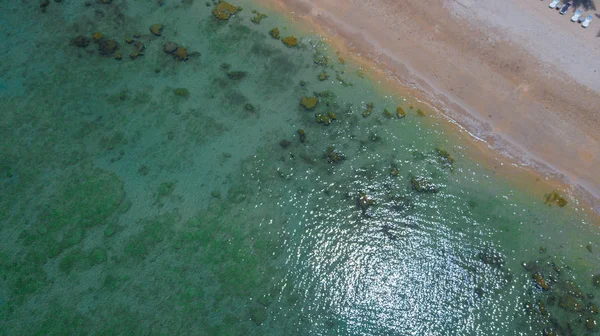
xmin=258 ymin=0 xmax=600 ymax=214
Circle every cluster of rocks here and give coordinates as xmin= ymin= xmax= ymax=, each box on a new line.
xmin=521 ymin=257 xmax=599 ymax=334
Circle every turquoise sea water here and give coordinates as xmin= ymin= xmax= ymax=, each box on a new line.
xmin=1 ymin=1 xmax=599 ymax=335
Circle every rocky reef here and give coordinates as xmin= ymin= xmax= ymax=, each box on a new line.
xmin=213 ymin=1 xmax=238 ymax=20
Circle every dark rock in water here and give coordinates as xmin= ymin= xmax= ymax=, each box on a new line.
xmin=279 ymin=140 xmax=291 ymax=148
xmin=533 ymin=272 xmax=551 ymax=290
xmin=558 ymin=295 xmax=583 ymax=312
xmin=248 ymin=304 xmax=267 ymax=325
xmin=381 ymin=224 xmax=399 ymax=241
xmin=411 ymin=176 xmax=439 ymax=193
xmin=478 ymin=251 xmax=505 ymax=269
xmin=227 ymin=71 xmax=247 ymax=80
xmin=563 ymin=280 xmax=584 ymax=299
xmin=389 ymin=195 xmax=412 ymax=213
xmin=71 ymin=35 xmax=90 ymax=48
xmin=228 ymin=184 xmax=252 ymax=204
xmin=586 ymin=318 xmax=598 ymax=332
xmin=324 ymin=146 xmax=345 ymax=164
xmin=593 ymin=274 xmax=600 ymax=288
xmin=98 ymin=39 xmax=118 ymax=55
xmin=357 ymin=193 xmax=375 ymax=212
xmin=297 ymin=129 xmax=306 ymax=143
xmin=163 ymin=41 xmax=178 ymax=54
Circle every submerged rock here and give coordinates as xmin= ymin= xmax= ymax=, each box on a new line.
xmin=324 ymin=147 xmax=345 ymax=164
xmin=300 ymin=96 xmax=318 ymax=110
xmin=98 ymin=39 xmax=119 ymax=56
xmin=533 ymin=272 xmax=551 ymax=290
xmin=282 ymin=36 xmax=298 ymax=47
xmin=318 ymin=71 xmax=329 ymax=81
xmin=150 ymin=24 xmax=164 ymax=36
xmin=227 ymin=71 xmax=247 ymax=80
xmin=251 ymin=11 xmax=267 ymax=24
xmin=71 ymin=35 xmax=90 ymax=48
xmin=357 ymin=193 xmax=375 ymax=212
xmin=544 ymin=190 xmax=568 ymax=207
xmin=174 ymin=88 xmax=189 ymax=97
xmin=174 ymin=47 xmax=188 ymax=61
xmin=213 ymin=1 xmax=238 ymax=20
xmin=593 ymin=273 xmax=600 ymax=288
xmin=269 ymin=27 xmax=280 ymax=39
xmin=411 ymin=176 xmax=439 ymax=193
xmin=362 ymin=103 xmax=374 ymax=118
xmin=163 ymin=41 xmax=178 ymax=54
xmin=436 ymin=148 xmax=455 ymax=168
xmin=315 ymin=112 xmax=336 ymax=126
xmin=297 ymin=129 xmax=306 ymax=143
xmin=558 ymin=295 xmax=583 ymax=312
xmin=396 ymin=106 xmax=406 ymax=118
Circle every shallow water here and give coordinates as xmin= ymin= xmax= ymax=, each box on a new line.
xmin=1 ymin=1 xmax=599 ymax=335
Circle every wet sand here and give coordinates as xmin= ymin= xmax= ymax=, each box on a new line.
xmin=256 ymin=0 xmax=600 ymax=216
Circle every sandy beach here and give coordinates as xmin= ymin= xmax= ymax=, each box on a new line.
xmin=258 ymin=0 xmax=600 ymax=214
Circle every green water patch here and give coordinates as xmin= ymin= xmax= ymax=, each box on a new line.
xmin=4 ymin=165 xmax=126 ymax=302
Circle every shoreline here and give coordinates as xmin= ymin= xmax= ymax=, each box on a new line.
xmin=255 ymin=0 xmax=600 ymax=221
